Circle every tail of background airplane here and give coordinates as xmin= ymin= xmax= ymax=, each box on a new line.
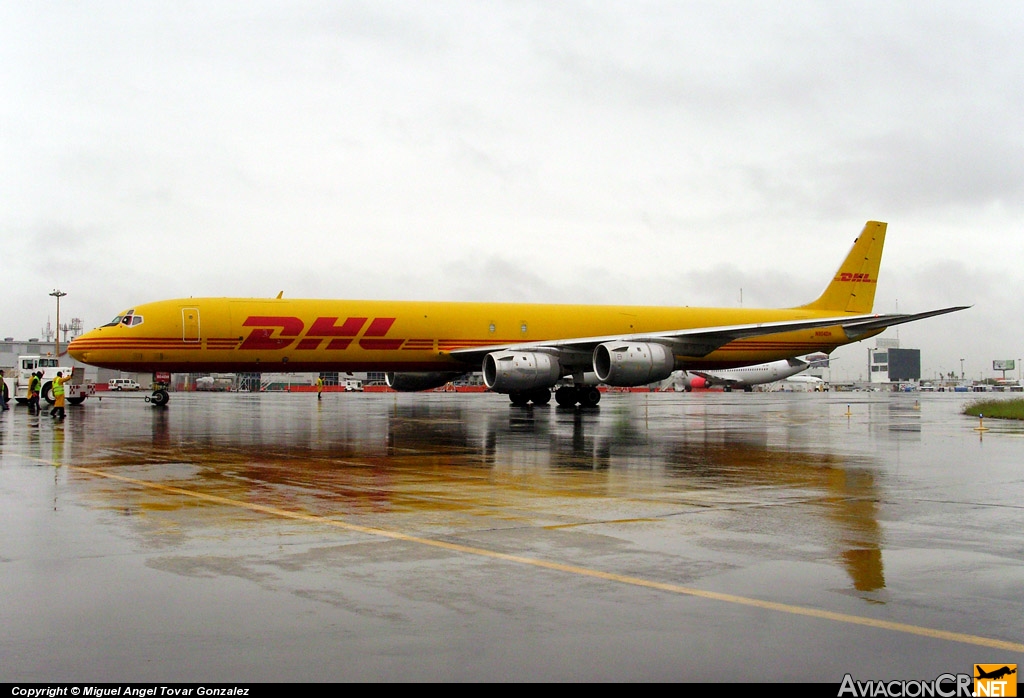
xmin=797 ymin=221 xmax=886 ymax=314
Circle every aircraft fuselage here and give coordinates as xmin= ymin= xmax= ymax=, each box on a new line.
xmin=68 ymin=298 xmax=859 ymax=374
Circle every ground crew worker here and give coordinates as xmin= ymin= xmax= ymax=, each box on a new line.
xmin=51 ymin=371 xmax=66 ymax=419
xmin=0 ymin=369 xmax=9 ymax=411
xmin=27 ymin=371 xmax=41 ymax=414
xmin=316 ymin=376 xmax=324 ymax=400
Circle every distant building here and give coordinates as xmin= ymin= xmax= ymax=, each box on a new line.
xmin=0 ymin=338 xmax=91 ymax=373
xmin=888 ymin=348 xmax=921 ymax=382
xmin=867 ymin=338 xmax=921 ymax=384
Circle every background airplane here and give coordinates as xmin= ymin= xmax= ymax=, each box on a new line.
xmin=779 ymin=374 xmax=827 ymax=390
xmin=678 ymin=356 xmax=814 ymax=392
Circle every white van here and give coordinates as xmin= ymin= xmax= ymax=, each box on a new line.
xmin=108 ymin=378 xmax=141 ymax=391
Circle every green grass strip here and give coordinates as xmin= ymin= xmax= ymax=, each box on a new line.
xmin=963 ymin=398 xmax=1024 ymax=420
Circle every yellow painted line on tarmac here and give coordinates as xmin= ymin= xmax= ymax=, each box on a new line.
xmin=38 ymin=456 xmax=1024 ymax=653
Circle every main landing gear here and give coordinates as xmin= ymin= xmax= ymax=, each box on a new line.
xmin=555 ymin=386 xmax=601 ymax=408
xmin=507 ymin=388 xmax=551 ymax=406
xmin=505 ymin=386 xmax=601 ymax=407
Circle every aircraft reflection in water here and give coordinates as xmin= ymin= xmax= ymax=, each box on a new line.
xmin=49 ymin=394 xmax=886 ymax=596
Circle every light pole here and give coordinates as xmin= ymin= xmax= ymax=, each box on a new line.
xmin=959 ymin=358 xmax=965 ymax=382
xmin=50 ymin=290 xmax=67 ymax=356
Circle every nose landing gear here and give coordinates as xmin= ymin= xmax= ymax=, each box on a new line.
xmin=145 ymin=372 xmax=171 ymax=407
xmin=145 ymin=389 xmax=169 ymax=407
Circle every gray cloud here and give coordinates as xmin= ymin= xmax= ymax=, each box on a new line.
xmin=1 ymin=1 xmax=1019 ymax=374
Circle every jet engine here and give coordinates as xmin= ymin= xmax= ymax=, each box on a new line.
xmin=482 ymin=350 xmax=562 ymax=393
xmin=678 ymin=372 xmax=708 ymax=391
xmin=385 ymin=372 xmax=464 ymax=392
xmin=687 ymin=375 xmax=708 ymax=390
xmin=593 ymin=342 xmax=675 ymax=386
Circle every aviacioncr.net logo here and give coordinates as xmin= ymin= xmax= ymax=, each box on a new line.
xmin=838 ymin=673 xmax=973 ymax=697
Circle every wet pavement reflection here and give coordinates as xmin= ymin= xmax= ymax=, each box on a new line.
xmin=2 ymin=391 xmax=1022 ymax=681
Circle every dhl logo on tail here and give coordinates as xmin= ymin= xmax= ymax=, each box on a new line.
xmin=835 ymin=273 xmax=874 ymax=283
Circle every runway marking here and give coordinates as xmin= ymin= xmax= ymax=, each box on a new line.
xmin=38 ymin=456 xmax=1024 ymax=653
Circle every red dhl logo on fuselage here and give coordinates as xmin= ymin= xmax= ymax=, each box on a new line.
xmin=241 ymin=316 xmax=403 ymax=351
xmin=836 ymin=273 xmax=874 ymax=282
xmin=236 ymin=316 xmax=839 ymax=353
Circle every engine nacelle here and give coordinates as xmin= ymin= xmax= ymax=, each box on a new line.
xmin=593 ymin=342 xmax=675 ymax=386
xmin=483 ymin=351 xmax=562 ymax=393
xmin=385 ymin=372 xmax=464 ymax=392
xmin=688 ymin=375 xmax=708 ymax=390
xmin=677 ymin=372 xmax=707 ymax=391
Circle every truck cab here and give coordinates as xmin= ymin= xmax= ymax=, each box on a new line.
xmin=10 ymin=355 xmax=96 ymax=405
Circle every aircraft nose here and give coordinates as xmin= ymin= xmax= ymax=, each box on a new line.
xmin=68 ymin=330 xmax=100 ymax=363
xmin=68 ymin=335 xmax=86 ymax=361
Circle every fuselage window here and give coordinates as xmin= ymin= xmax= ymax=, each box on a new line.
xmin=102 ymin=312 xmax=143 ymax=328
xmin=103 ymin=309 xmax=138 ymax=328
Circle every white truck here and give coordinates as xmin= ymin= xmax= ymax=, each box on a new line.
xmin=6 ymin=355 xmax=96 ymax=406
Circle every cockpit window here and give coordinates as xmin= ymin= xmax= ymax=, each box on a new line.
xmin=102 ymin=309 xmax=143 ymax=328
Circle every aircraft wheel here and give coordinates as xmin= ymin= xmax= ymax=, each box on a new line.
xmin=68 ymin=397 xmax=86 ymax=406
xmin=42 ymin=381 xmax=55 ymax=405
xmin=684 ymin=385 xmax=692 ymax=393
xmin=148 ymin=389 xmax=170 ymax=407
xmin=744 ymin=386 xmax=753 ymax=392
xmin=579 ymin=387 xmax=601 ymax=407
xmin=529 ymin=388 xmax=551 ymax=406
xmin=555 ymin=387 xmax=578 ymax=407
xmin=508 ymin=391 xmax=530 ymax=407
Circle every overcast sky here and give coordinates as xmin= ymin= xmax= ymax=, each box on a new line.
xmin=3 ymin=1 xmax=1021 ymax=381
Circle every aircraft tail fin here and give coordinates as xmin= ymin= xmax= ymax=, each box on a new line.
xmin=798 ymin=221 xmax=886 ymax=314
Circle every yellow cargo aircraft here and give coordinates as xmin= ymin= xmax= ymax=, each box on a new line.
xmin=69 ymin=221 xmax=965 ymax=407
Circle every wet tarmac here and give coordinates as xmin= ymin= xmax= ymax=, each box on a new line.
xmin=1 ymin=390 xmax=1022 ymax=682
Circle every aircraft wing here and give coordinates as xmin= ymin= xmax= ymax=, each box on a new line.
xmin=836 ymin=307 xmax=971 ymax=339
xmin=448 ymin=306 xmax=969 ymax=364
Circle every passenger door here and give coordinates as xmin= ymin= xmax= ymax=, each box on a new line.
xmin=182 ymin=307 xmax=200 ymax=342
